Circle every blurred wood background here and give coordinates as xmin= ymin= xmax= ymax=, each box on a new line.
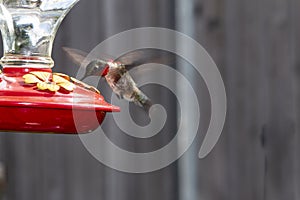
xmin=0 ymin=0 xmax=299 ymax=199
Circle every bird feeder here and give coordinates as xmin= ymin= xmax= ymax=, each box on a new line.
xmin=0 ymin=0 xmax=119 ymax=134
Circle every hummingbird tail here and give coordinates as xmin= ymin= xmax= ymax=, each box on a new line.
xmin=132 ymin=90 xmax=152 ymax=113
xmin=142 ymin=98 xmax=153 ymax=113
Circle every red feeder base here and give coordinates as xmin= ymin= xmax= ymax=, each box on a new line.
xmin=0 ymin=67 xmax=120 ymax=134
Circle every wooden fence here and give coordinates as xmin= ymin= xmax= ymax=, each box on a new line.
xmin=0 ymin=0 xmax=299 ymax=199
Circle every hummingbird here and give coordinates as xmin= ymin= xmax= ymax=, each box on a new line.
xmin=63 ymin=47 xmax=175 ymax=112
xmin=63 ymin=47 xmax=174 ymax=112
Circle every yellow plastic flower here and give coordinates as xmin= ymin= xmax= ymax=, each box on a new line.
xmin=23 ymin=72 xmax=75 ymax=92
xmin=23 ymin=71 xmax=100 ymax=94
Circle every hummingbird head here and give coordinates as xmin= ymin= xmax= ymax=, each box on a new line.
xmin=81 ymin=60 xmax=108 ymax=80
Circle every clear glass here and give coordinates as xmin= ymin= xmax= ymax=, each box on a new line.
xmin=0 ymin=0 xmax=79 ymax=68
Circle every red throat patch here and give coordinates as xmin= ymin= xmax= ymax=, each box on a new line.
xmin=101 ymin=65 xmax=109 ymax=77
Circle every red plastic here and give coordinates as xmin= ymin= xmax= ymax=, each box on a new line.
xmin=0 ymin=67 xmax=120 ymax=134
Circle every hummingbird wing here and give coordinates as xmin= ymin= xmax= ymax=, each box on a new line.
xmin=63 ymin=47 xmax=109 ymax=80
xmin=64 ymin=47 xmax=176 ymax=72
xmin=115 ymin=48 xmax=176 ymax=71
xmin=63 ymin=47 xmax=115 ymax=65
xmin=62 ymin=47 xmax=90 ymax=67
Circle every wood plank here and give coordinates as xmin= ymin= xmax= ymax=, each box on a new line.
xmin=192 ymin=0 xmax=267 ymax=199
xmin=291 ymin=0 xmax=300 ymax=199
xmin=262 ymin=0 xmax=296 ymax=199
